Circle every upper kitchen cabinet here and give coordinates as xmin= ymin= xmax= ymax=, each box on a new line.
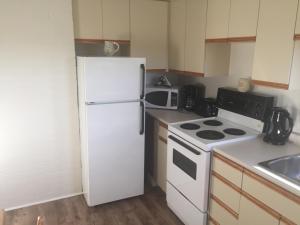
xmin=206 ymin=0 xmax=260 ymax=41
xmin=130 ymin=0 xmax=168 ymax=70
xmin=169 ymin=0 xmax=186 ymax=72
xmin=252 ymin=0 xmax=298 ymax=89
xmin=72 ymin=0 xmax=103 ymax=39
xmin=206 ymin=0 xmax=230 ymax=40
xmin=296 ymin=2 xmax=300 ymax=38
xmin=169 ymin=0 xmax=207 ymax=75
xmin=228 ymin=0 xmax=260 ymax=39
xmin=102 ymin=0 xmax=130 ymax=41
xmin=184 ymin=0 xmax=207 ymax=75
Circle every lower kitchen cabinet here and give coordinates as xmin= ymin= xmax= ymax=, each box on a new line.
xmin=156 ymin=136 xmax=167 ymax=192
xmin=242 ymin=171 xmax=300 ymax=224
xmin=210 ymin=175 xmax=240 ymax=213
xmin=208 ymin=220 xmax=214 ymax=225
xmin=154 ymin=120 xmax=168 ymax=192
xmin=238 ymin=196 xmax=279 ymax=225
xmin=208 ymin=217 xmax=219 ymax=225
xmin=209 ymin=152 xmax=300 ymax=225
xmin=145 ymin=114 xmax=168 ymax=192
xmin=210 ymin=197 xmax=238 ymax=225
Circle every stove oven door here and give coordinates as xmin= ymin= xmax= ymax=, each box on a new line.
xmin=167 ymin=133 xmax=211 ymax=212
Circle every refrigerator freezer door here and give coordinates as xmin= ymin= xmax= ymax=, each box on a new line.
xmin=85 ymin=101 xmax=145 ymax=206
xmin=78 ymin=57 xmax=146 ymax=103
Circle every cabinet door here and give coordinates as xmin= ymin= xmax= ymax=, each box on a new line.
xmin=184 ymin=0 xmax=207 ymax=74
xmin=296 ymin=3 xmax=300 ymax=35
xmin=156 ymin=138 xmax=167 ymax=192
xmin=279 ymin=221 xmax=289 ymax=225
xmin=238 ymin=196 xmax=280 ymax=225
xmin=169 ymin=0 xmax=186 ymax=71
xmin=252 ymin=0 xmax=298 ymax=86
xmin=72 ymin=0 xmax=103 ymax=39
xmin=130 ymin=0 xmax=168 ymax=70
xmin=206 ymin=0 xmax=231 ymax=39
xmin=228 ymin=0 xmax=260 ymax=38
xmin=210 ymin=198 xmax=239 ymax=225
xmin=102 ymin=0 xmax=130 ymax=40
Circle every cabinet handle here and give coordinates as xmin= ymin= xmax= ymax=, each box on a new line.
xmin=168 ymin=135 xmax=200 ymax=155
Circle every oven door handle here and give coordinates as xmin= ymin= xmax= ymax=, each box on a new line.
xmin=168 ymin=135 xmax=201 ymax=155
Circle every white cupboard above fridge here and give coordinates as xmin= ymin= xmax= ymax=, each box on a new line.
xmin=169 ymin=0 xmax=206 ymax=76
xmin=72 ymin=0 xmax=130 ymax=42
xmin=130 ymin=0 xmax=168 ymax=71
xmin=72 ymin=0 xmax=103 ymax=39
xmin=102 ymin=0 xmax=130 ymax=41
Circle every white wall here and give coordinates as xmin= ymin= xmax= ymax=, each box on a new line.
xmin=0 ymin=0 xmax=82 ymax=209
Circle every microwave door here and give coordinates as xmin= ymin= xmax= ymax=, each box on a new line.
xmin=145 ymin=91 xmax=169 ymax=107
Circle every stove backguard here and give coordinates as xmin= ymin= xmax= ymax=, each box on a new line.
xmin=217 ymin=88 xmax=274 ymax=122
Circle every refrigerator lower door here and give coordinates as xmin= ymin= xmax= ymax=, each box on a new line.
xmin=85 ymin=101 xmax=145 ymax=206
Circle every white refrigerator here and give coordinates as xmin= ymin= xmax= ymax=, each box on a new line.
xmin=77 ymin=57 xmax=146 ymax=206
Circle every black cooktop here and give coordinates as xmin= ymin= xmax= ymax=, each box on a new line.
xmin=203 ymin=120 xmax=223 ymax=126
xmin=180 ymin=123 xmax=200 ymax=130
xmin=223 ymin=128 xmax=246 ymax=136
xmin=196 ymin=130 xmax=225 ymax=140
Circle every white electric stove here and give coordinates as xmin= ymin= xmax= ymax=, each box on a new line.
xmin=169 ymin=113 xmax=262 ymax=152
xmin=166 ymin=88 xmax=274 ymax=225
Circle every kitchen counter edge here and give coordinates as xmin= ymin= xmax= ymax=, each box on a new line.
xmin=146 ymin=108 xmax=201 ymax=125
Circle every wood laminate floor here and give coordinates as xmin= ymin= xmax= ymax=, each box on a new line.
xmin=4 ymin=187 xmax=184 ymax=225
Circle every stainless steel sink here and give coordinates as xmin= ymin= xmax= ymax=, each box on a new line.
xmin=258 ymin=154 xmax=300 ymax=186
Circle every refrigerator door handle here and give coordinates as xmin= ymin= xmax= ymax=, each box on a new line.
xmin=140 ymin=101 xmax=145 ymax=135
xmin=140 ymin=64 xmax=145 ymax=99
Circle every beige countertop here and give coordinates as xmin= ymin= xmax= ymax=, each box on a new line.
xmin=146 ymin=108 xmax=201 ymax=124
xmin=214 ymin=136 xmax=300 ymax=196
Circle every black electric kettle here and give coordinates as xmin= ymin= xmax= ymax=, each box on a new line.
xmin=263 ymin=107 xmax=294 ymax=145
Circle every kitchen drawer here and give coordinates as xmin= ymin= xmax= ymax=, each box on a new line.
xmin=208 ymin=216 xmax=220 ymax=225
xmin=158 ymin=121 xmax=168 ymax=140
xmin=208 ymin=220 xmax=215 ymax=225
xmin=212 ymin=153 xmax=243 ymax=188
xmin=238 ymin=195 xmax=280 ymax=225
xmin=211 ymin=173 xmax=241 ymax=213
xmin=210 ymin=197 xmax=238 ymax=225
xmin=167 ymin=182 xmax=207 ymax=225
xmin=242 ymin=171 xmax=300 ymax=225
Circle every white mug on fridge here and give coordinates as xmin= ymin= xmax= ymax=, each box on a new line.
xmin=104 ymin=41 xmax=120 ymax=56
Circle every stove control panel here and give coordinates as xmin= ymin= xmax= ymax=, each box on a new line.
xmin=217 ymin=88 xmax=274 ymax=122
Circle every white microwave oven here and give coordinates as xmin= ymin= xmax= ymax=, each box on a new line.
xmin=145 ymin=86 xmax=179 ymax=110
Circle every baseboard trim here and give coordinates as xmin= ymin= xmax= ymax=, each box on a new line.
xmin=5 ymin=192 xmax=83 ymax=211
